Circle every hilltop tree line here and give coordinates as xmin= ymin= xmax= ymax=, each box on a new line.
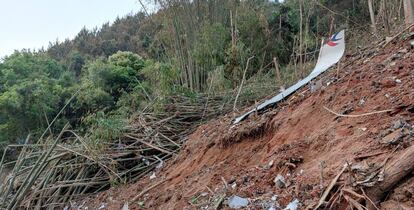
xmin=0 ymin=0 xmax=410 ymax=146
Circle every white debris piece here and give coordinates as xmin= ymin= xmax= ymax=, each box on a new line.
xmin=122 ymin=202 xmax=129 ymax=210
xmin=149 ymin=172 xmax=156 ymax=180
xmin=273 ymin=174 xmax=286 ymax=188
xmin=98 ymin=203 xmax=107 ymax=209
xmin=283 ymin=199 xmax=299 ymax=210
xmin=410 ymin=39 xmax=414 ymax=46
xmin=268 ymin=160 xmax=274 ymax=168
xmin=227 ymin=195 xmax=249 ymax=209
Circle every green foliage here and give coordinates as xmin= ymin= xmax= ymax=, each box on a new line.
xmin=82 ymin=111 xmax=126 ymax=149
xmin=0 ymin=50 xmax=149 ymax=146
xmin=141 ymin=60 xmax=180 ymax=97
xmin=193 ymin=23 xmax=229 ymax=69
xmin=73 ymin=51 xmax=147 ymax=119
xmin=75 ymin=81 xmax=114 ymax=114
xmin=207 ymin=65 xmax=232 ymax=92
xmin=0 ymin=51 xmax=75 ymax=143
xmin=66 ymin=51 xmax=85 ymax=76
xmin=79 ymin=51 xmax=145 ymax=102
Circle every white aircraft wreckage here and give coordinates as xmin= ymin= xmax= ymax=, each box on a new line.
xmin=233 ymin=30 xmax=346 ymax=124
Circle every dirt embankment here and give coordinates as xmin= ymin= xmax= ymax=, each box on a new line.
xmin=81 ymin=37 xmax=414 ymax=210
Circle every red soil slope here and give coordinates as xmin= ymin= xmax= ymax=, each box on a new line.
xmin=82 ymin=36 xmax=414 ymax=210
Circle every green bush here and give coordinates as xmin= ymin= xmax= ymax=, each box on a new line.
xmin=0 ymin=51 xmax=75 ymax=143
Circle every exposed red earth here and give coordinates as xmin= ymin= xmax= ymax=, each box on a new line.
xmin=81 ymin=36 xmax=414 ymax=210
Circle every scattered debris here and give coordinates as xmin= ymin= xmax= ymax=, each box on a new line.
xmin=380 ymin=120 xmax=413 ymax=145
xmin=315 ymin=164 xmax=348 ymax=209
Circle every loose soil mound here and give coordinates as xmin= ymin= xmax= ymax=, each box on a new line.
xmin=82 ymin=36 xmax=414 ymax=210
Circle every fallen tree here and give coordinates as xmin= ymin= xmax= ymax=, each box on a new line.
xmin=366 ymin=144 xmax=414 ymax=210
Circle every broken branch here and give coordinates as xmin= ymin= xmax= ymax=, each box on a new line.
xmin=323 ymin=106 xmax=393 ymax=118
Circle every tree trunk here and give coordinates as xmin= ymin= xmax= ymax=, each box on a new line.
xmin=367 ymin=145 xmax=414 ymax=210
xmin=299 ymin=0 xmax=304 ymax=78
xmin=368 ymin=0 xmax=377 ymax=33
xmin=404 ymin=0 xmax=414 ymax=26
xmin=273 ymin=57 xmax=282 ymax=86
xmin=382 ymin=0 xmax=390 ymax=34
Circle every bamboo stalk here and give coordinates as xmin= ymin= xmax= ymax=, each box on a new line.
xmin=8 ymin=125 xmax=68 ymax=210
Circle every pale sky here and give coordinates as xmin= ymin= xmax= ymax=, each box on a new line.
xmin=0 ymin=0 xmax=145 ymax=58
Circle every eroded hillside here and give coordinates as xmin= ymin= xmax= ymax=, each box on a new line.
xmin=81 ymin=33 xmax=414 ymax=210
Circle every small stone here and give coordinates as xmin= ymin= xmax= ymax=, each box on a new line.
xmin=380 ymin=79 xmax=397 ymax=88
xmin=227 ymin=195 xmax=249 ymax=209
xmin=385 ymin=37 xmax=393 ymax=43
xmin=395 ymin=79 xmax=402 ymax=84
xmin=274 ymin=174 xmax=286 ymax=188
xmin=149 ymin=172 xmax=156 ymax=180
xmin=271 ymin=195 xmax=278 ymax=201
